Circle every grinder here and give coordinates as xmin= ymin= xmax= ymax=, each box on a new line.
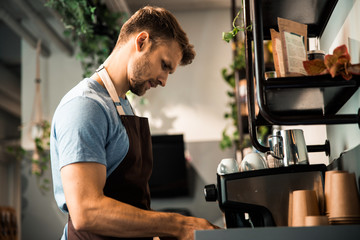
xmin=204 ymin=164 xmax=326 ymax=228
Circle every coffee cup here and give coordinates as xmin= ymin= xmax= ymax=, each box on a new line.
xmin=240 ymin=152 xmax=268 ymax=171
xmin=328 ymin=172 xmax=360 ymax=218
xmin=217 ymin=158 xmax=239 ymax=175
xmin=304 ymin=216 xmax=329 ymax=226
xmin=291 ymin=190 xmax=320 ymax=227
xmin=324 ymin=170 xmax=346 ymax=215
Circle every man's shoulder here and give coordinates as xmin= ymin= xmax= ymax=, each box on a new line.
xmin=55 ymin=78 xmax=113 ymax=116
xmin=63 ymin=78 xmax=108 ymax=103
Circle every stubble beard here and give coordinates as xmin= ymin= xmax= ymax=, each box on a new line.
xmin=129 ymin=53 xmax=152 ymax=96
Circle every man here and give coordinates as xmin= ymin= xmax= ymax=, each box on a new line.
xmin=50 ymin=6 xmax=219 ymax=240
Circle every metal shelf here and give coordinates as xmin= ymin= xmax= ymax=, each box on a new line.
xmin=242 ymin=0 xmax=359 ymax=154
xmin=257 ymin=0 xmax=339 ymax=39
xmin=264 ymin=74 xmax=360 ymax=116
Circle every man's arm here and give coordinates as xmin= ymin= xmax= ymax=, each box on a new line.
xmin=61 ymin=162 xmax=218 ymax=240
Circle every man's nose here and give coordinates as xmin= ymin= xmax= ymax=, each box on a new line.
xmin=158 ymin=73 xmax=168 ymax=87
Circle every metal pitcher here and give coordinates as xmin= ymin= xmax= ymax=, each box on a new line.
xmin=269 ymin=129 xmax=309 ymax=166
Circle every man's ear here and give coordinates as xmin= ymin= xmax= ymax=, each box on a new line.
xmin=135 ymin=32 xmax=150 ymax=52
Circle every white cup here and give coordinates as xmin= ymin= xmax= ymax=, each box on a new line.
xmin=240 ymin=152 xmax=268 ymax=171
xmin=217 ymin=158 xmax=239 ymax=175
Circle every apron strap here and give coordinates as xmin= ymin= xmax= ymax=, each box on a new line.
xmin=96 ymin=65 xmax=126 ymax=116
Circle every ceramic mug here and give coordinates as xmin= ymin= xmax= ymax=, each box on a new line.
xmin=240 ymin=152 xmax=268 ymax=171
xmin=217 ymin=158 xmax=239 ymax=175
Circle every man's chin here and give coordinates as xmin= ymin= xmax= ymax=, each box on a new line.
xmin=130 ymin=89 xmax=147 ymax=97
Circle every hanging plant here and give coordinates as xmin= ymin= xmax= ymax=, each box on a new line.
xmin=220 ymin=42 xmax=247 ymax=150
xmin=45 ymin=0 xmax=127 ymax=77
xmin=220 ymin=5 xmax=271 ymax=152
xmin=30 ymin=120 xmax=52 ymax=193
xmin=220 ymin=3 xmax=251 ymax=151
xmin=7 ymin=40 xmax=52 ymax=194
xmin=222 ymin=7 xmax=252 ymax=43
xmin=31 ymin=120 xmax=51 ymax=176
xmin=6 ymin=120 xmax=51 ymax=194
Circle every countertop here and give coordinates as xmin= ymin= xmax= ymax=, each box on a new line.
xmin=195 ymin=225 xmax=360 ymax=240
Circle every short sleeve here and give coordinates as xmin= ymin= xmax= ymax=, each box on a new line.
xmin=53 ymin=97 xmax=108 ymax=169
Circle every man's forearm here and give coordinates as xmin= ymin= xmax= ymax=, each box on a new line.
xmin=71 ymin=195 xmax=183 ymax=238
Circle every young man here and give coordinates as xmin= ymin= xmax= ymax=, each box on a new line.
xmin=50 ymin=6 xmax=219 ymax=240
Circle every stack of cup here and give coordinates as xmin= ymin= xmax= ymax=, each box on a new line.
xmin=304 ymin=216 xmax=329 ymax=226
xmin=325 ymin=171 xmax=360 ymax=225
xmin=324 ymin=170 xmax=346 ymax=216
xmin=289 ymin=190 xmax=325 ymax=227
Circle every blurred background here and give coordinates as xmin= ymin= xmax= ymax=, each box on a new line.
xmin=0 ymin=0 xmax=359 ymax=239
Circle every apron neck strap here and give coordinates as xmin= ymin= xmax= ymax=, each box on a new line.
xmin=96 ymin=65 xmax=125 ymax=116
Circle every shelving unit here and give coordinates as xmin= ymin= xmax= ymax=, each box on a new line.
xmin=242 ymin=0 xmax=360 ymax=153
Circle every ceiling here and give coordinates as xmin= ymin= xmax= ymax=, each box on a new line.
xmin=0 ymin=0 xmax=234 ymax=58
xmin=124 ymin=0 xmax=231 ymax=12
xmin=0 ymin=0 xmax=235 ymax=118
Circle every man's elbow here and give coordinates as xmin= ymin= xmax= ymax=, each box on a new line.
xmin=70 ymin=206 xmax=97 ymax=231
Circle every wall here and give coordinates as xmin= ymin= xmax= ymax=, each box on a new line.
xmin=0 ymin=22 xmax=22 ymax=237
xmin=279 ymin=125 xmax=328 ymax=165
xmin=20 ymin=8 xmax=234 ymax=239
xmin=0 ymin=109 xmax=21 ymax=237
xmin=320 ymin=0 xmax=360 ymax=161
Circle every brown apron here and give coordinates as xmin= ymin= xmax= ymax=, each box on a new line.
xmin=67 ymin=66 xmax=153 ymax=240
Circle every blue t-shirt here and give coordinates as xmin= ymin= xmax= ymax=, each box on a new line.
xmin=50 ymin=78 xmax=133 ymax=215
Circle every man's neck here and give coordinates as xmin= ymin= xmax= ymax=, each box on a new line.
xmin=91 ymin=46 xmax=131 ymax=99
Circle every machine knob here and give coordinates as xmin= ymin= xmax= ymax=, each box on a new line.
xmin=204 ymin=184 xmax=218 ymax=202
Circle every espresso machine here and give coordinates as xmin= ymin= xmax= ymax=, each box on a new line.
xmin=204 ymin=164 xmax=327 ymax=228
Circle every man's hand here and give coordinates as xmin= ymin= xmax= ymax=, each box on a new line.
xmin=176 ymin=216 xmax=220 ymax=240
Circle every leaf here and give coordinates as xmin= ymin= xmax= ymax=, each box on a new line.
xmin=222 ymin=32 xmax=234 ymax=43
xmin=333 ymin=44 xmax=349 ymax=59
xmin=324 ymin=54 xmax=337 ymax=70
xmin=227 ymin=91 xmax=235 ymax=97
xmin=222 ymin=8 xmax=251 ymax=44
xmin=323 ymin=45 xmax=353 ymax=79
xmin=328 ymin=62 xmax=342 ymax=78
xmin=220 ymin=129 xmax=233 ymax=150
xmin=348 ymin=63 xmax=360 ymax=75
xmin=340 ymin=71 xmax=352 ymax=80
xmin=337 ymin=55 xmax=350 ymax=65
xmin=303 ymin=59 xmax=327 ymax=75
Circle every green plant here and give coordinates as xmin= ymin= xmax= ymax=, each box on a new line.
xmin=31 ymin=121 xmax=51 ymax=175
xmin=7 ymin=120 xmax=51 ymax=194
xmin=45 ymin=0 xmax=126 ymax=77
xmin=220 ymin=7 xmax=270 ymax=151
xmin=220 ymin=3 xmax=250 ymax=151
xmin=220 ymin=4 xmax=252 ymax=151
xmin=7 ymin=2 xmax=127 ymax=194
xmin=222 ymin=8 xmax=252 ymax=43
xmin=220 ymin=42 xmax=248 ymax=150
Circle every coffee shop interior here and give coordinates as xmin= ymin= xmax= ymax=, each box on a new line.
xmin=0 ymin=0 xmax=359 ymax=239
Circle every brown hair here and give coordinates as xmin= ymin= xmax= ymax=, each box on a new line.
xmin=116 ymin=6 xmax=195 ymax=65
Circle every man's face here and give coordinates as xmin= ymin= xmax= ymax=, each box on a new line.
xmin=128 ymin=40 xmax=182 ymax=96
